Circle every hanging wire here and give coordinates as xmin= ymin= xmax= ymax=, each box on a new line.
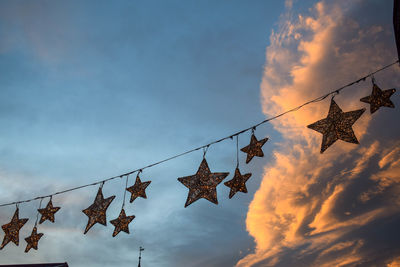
xmin=34 ymin=198 xmax=44 ymax=228
xmin=371 ymin=75 xmax=376 ymax=85
xmin=121 ymin=175 xmax=130 ymax=210
xmin=236 ymin=135 xmax=239 ymax=168
xmin=331 ymin=90 xmax=339 ymax=100
xmin=0 ymin=59 xmax=398 ymax=208
xmin=203 ymin=145 xmax=210 ymax=159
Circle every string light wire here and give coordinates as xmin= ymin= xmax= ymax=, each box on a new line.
xmin=34 ymin=198 xmax=44 ymax=228
xmin=0 ymin=59 xmax=398 ymax=208
xmin=236 ymin=135 xmax=240 ymax=168
xmin=121 ymin=175 xmax=130 ymax=210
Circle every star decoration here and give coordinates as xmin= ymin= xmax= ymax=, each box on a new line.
xmin=24 ymin=226 xmax=44 ymax=253
xmin=307 ymin=99 xmax=365 ymax=153
xmin=240 ymin=133 xmax=269 ymax=163
xmin=178 ymin=158 xmax=229 ymax=207
xmin=360 ymin=83 xmax=396 ymax=114
xmin=126 ymin=175 xmax=151 ymax=203
xmin=0 ymin=208 xmax=28 ymax=249
xmin=82 ymin=187 xmax=115 ymax=234
xmin=110 ymin=208 xmax=135 ymax=237
xmin=38 ymin=199 xmax=61 ymax=224
xmin=224 ymin=167 xmax=252 ymax=199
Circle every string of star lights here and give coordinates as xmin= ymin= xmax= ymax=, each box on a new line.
xmin=0 ymin=59 xmax=398 ymax=252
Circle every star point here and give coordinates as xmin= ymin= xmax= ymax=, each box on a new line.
xmin=307 ymin=99 xmax=365 ymax=153
xmin=24 ymin=226 xmax=44 ymax=253
xmin=240 ymin=134 xmax=269 ymax=164
xmin=360 ymin=83 xmax=396 ymax=114
xmin=224 ymin=167 xmax=252 ymax=199
xmin=82 ymin=187 xmax=115 ymax=234
xmin=126 ymin=175 xmax=151 ymax=203
xmin=110 ymin=208 xmax=135 ymax=237
xmin=0 ymin=208 xmax=28 ymax=249
xmin=178 ymin=158 xmax=229 ymax=207
xmin=38 ymin=199 xmax=61 ymax=224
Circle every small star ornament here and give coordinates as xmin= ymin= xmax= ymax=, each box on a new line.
xmin=224 ymin=167 xmax=252 ymax=199
xmin=178 ymin=158 xmax=229 ymax=207
xmin=110 ymin=208 xmax=135 ymax=237
xmin=126 ymin=174 xmax=151 ymax=203
xmin=0 ymin=207 xmax=28 ymax=249
xmin=307 ymin=99 xmax=365 ymax=153
xmin=38 ymin=198 xmax=61 ymax=224
xmin=82 ymin=186 xmax=115 ymax=234
xmin=240 ymin=133 xmax=269 ymax=163
xmin=24 ymin=226 xmax=43 ymax=253
xmin=360 ymin=82 xmax=396 ymax=114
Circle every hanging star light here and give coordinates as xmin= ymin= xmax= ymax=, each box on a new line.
xmin=307 ymin=99 xmax=366 ymax=153
xmin=0 ymin=207 xmax=28 ymax=249
xmin=110 ymin=208 xmax=135 ymax=237
xmin=224 ymin=167 xmax=252 ymax=199
xmin=240 ymin=133 xmax=269 ymax=164
xmin=82 ymin=186 xmax=115 ymax=234
xmin=360 ymin=82 xmax=396 ymax=114
xmin=178 ymin=158 xmax=229 ymax=207
xmin=38 ymin=198 xmax=61 ymax=224
xmin=24 ymin=226 xmax=44 ymax=253
xmin=126 ymin=174 xmax=151 ymax=203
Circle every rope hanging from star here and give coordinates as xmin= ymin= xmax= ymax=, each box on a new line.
xmin=110 ymin=174 xmax=135 ymax=237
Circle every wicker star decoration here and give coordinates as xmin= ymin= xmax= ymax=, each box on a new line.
xmin=240 ymin=133 xmax=269 ymax=163
xmin=110 ymin=208 xmax=135 ymax=237
xmin=82 ymin=187 xmax=115 ymax=234
xmin=307 ymin=99 xmax=365 ymax=153
xmin=24 ymin=226 xmax=44 ymax=253
xmin=0 ymin=208 xmax=28 ymax=249
xmin=360 ymin=83 xmax=396 ymax=114
xmin=178 ymin=158 xmax=229 ymax=207
xmin=224 ymin=167 xmax=252 ymax=199
xmin=38 ymin=199 xmax=61 ymax=224
xmin=126 ymin=175 xmax=151 ymax=203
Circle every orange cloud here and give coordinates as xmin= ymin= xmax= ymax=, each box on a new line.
xmin=387 ymin=257 xmax=400 ymax=267
xmin=237 ymin=1 xmax=400 ymax=266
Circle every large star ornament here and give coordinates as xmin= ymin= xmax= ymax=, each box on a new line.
xmin=24 ymin=226 xmax=44 ymax=253
xmin=240 ymin=134 xmax=269 ymax=163
xmin=178 ymin=158 xmax=229 ymax=207
xmin=126 ymin=175 xmax=151 ymax=203
xmin=224 ymin=167 xmax=252 ymax=199
xmin=38 ymin=199 xmax=61 ymax=224
xmin=82 ymin=187 xmax=115 ymax=234
xmin=307 ymin=99 xmax=365 ymax=153
xmin=0 ymin=208 xmax=28 ymax=249
xmin=110 ymin=208 xmax=135 ymax=237
xmin=360 ymin=83 xmax=396 ymax=114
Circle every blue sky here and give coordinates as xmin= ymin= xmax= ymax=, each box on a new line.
xmin=2 ymin=1 xmax=400 ymax=267
xmin=0 ymin=1 xmax=286 ymax=266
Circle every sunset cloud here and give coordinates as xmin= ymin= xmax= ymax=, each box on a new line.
xmin=238 ymin=1 xmax=400 ymax=266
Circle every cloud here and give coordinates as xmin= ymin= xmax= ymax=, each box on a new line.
xmin=237 ymin=1 xmax=400 ymax=266
xmin=388 ymin=257 xmax=400 ymax=267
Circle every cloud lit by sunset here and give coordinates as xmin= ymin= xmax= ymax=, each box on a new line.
xmin=238 ymin=1 xmax=400 ymax=266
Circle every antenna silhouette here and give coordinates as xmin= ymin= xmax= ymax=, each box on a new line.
xmin=138 ymin=246 xmax=144 ymax=267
